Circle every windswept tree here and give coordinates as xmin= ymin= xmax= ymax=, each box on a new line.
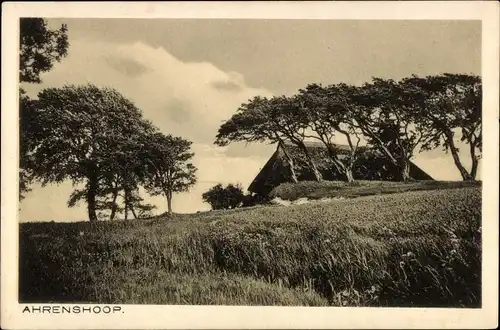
xmin=352 ymin=78 xmax=427 ymax=181
xmin=143 ymin=133 xmax=197 ymax=216
xmin=98 ymin=172 xmax=124 ymax=220
xmin=67 ymin=172 xmax=126 ymax=221
xmin=19 ymin=18 xmax=69 ymax=199
xmin=99 ymin=127 xmax=159 ymax=220
xmin=215 ymin=95 xmax=323 ymax=182
xmin=270 ymin=95 xmax=324 ymax=181
xmin=215 ymin=96 xmax=298 ymax=183
xmin=67 ymin=181 xmax=156 ymax=221
xmin=298 ymin=83 xmax=363 ymax=182
xmin=65 ymin=130 xmax=158 ymax=221
xmin=401 ymin=74 xmax=482 ymax=181
xmin=27 ymin=84 xmax=156 ymax=222
xmin=202 ymin=183 xmax=245 ymax=210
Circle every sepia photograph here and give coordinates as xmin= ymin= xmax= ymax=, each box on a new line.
xmin=2 ymin=1 xmax=499 ymax=329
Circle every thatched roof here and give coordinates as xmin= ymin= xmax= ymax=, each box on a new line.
xmin=248 ymin=141 xmax=434 ymax=196
xmin=285 ymin=140 xmax=353 ymax=151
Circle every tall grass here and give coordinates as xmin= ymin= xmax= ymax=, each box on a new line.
xmin=20 ymin=186 xmax=481 ymax=307
xmin=269 ymin=180 xmax=481 ymax=201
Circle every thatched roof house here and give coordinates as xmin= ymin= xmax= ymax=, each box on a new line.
xmin=248 ymin=141 xmax=433 ymax=197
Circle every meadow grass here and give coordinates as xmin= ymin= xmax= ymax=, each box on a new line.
xmin=269 ymin=180 xmax=481 ymax=201
xmin=19 ymin=185 xmax=481 ymax=307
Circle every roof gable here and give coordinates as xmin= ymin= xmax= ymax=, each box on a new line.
xmin=283 ymin=140 xmax=355 ymax=152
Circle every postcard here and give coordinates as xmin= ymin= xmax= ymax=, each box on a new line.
xmin=1 ymin=1 xmax=498 ymax=329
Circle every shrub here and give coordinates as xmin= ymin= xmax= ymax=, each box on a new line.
xmin=202 ymin=183 xmax=246 ymax=210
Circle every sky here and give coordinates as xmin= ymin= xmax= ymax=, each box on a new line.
xmin=19 ymin=19 xmax=481 ymax=222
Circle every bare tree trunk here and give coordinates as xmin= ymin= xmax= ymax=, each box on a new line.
xmin=130 ymin=205 xmax=138 ymax=219
xmin=124 ymin=188 xmax=129 ymax=221
xmin=329 ymin=156 xmax=350 ymax=182
xmin=445 ymin=131 xmax=473 ymax=181
xmin=469 ymin=142 xmax=479 ymax=181
xmin=164 ymin=188 xmax=173 ymax=216
xmin=345 ymin=167 xmax=355 ymax=183
xmin=337 ymin=129 xmax=360 ymax=183
xmin=109 ymin=188 xmax=119 ymax=220
xmin=325 ymin=144 xmax=354 ymax=183
xmin=86 ymin=173 xmax=98 ymax=222
xmin=470 ymin=158 xmax=479 ymax=181
xmin=86 ymin=186 xmax=98 ymax=222
xmin=278 ymin=141 xmax=298 ymax=183
xmin=167 ymin=191 xmax=173 ymax=216
xmin=297 ymin=141 xmax=322 ymax=182
xmin=399 ymin=159 xmax=411 ymax=182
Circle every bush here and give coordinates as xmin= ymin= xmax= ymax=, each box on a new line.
xmin=241 ymin=193 xmax=270 ymax=207
xmin=202 ymin=183 xmax=246 ymax=210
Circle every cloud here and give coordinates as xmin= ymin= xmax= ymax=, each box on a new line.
xmin=210 ymin=70 xmax=246 ymax=92
xmin=22 ymin=40 xmax=273 ymax=143
xmin=164 ymin=98 xmax=192 ymax=124
xmin=105 ymin=56 xmax=151 ymax=78
xmin=20 ymin=39 xmax=274 ymax=221
xmin=221 ymin=141 xmax=276 ymax=159
xmin=211 ymin=80 xmax=243 ymax=92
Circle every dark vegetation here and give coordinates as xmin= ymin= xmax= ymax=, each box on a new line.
xmin=19 ymin=18 xmax=69 ymax=199
xmin=20 ymin=186 xmax=481 ymax=307
xmin=202 ymin=183 xmax=246 ymax=210
xmin=202 ymin=183 xmax=265 ymax=210
xmin=215 ymin=76 xmax=481 ymax=183
xmin=22 ymin=84 xmax=197 ymax=221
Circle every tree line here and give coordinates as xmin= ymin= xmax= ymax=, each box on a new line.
xmin=20 ymin=19 xmax=482 ymax=218
xmin=214 ymin=75 xmax=482 ymax=183
xmin=19 ymin=19 xmax=197 ymax=222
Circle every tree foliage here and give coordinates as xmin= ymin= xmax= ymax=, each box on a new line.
xmin=19 ymin=88 xmax=39 ymax=200
xmin=202 ymin=183 xmax=245 ymax=210
xmin=215 ymin=96 xmax=323 ymax=182
xmin=27 ymin=84 xmax=156 ymax=221
xmin=400 ymin=74 xmax=482 ymax=180
xmin=19 ymin=18 xmax=69 ymax=199
xmin=216 ymin=74 xmax=481 ymax=184
xmin=22 ymin=81 xmax=198 ymax=221
xmin=142 ymin=133 xmax=197 ymax=216
xmin=19 ymin=18 xmax=69 ymax=84
xmin=297 ymin=83 xmax=362 ymax=182
xmin=351 ymin=78 xmax=429 ymax=181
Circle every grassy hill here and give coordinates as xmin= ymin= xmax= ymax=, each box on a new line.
xmin=19 ymin=181 xmax=481 ymax=307
xmin=269 ymin=180 xmax=481 ymax=201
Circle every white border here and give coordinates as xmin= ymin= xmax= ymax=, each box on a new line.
xmin=2 ymin=1 xmax=499 ymax=329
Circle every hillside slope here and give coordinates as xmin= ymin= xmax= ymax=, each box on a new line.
xmin=269 ymin=180 xmax=481 ymax=201
xmin=19 ymin=186 xmax=481 ymax=307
